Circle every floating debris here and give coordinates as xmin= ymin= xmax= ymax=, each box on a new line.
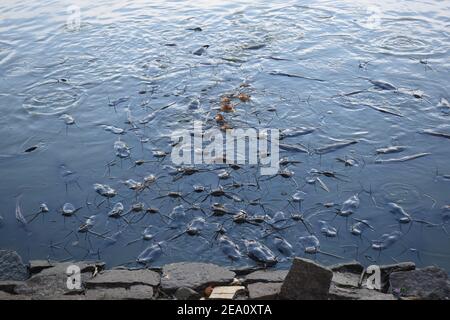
xmin=114 ymin=139 xmax=131 ymax=158
xmin=137 ymin=243 xmax=163 ymax=264
xmin=60 ymin=114 xmax=75 ymax=125
xmin=244 ymin=239 xmax=277 ymax=266
xmin=375 ymin=153 xmax=431 ymax=164
xmin=421 ymin=129 xmax=450 ymax=140
xmin=139 ymin=112 xmax=157 ymax=124
xmin=108 ymin=97 xmax=129 ymax=107
xmin=273 ymin=236 xmax=294 ymax=256
xmin=243 ymin=43 xmax=266 ymax=50
xmin=219 ymin=235 xmax=241 ymax=261
xmin=299 ymin=235 xmax=320 ymax=254
xmin=61 ymin=203 xmax=79 ymax=217
xmin=108 ymin=202 xmax=124 ymax=218
xmin=372 ymin=231 xmax=403 ymax=250
xmin=15 ymin=198 xmax=27 ymax=225
xmin=389 ymin=203 xmax=412 ymax=223
xmin=280 ymin=127 xmax=315 ymax=139
xmin=269 ymin=71 xmax=325 ymax=82
xmin=338 ymin=194 xmax=360 ymax=217
xmin=350 ymin=219 xmax=374 ymax=236
xmin=279 ymin=143 xmax=308 ymax=153
xmin=94 ymin=183 xmax=117 ymax=198
xmin=193 ymin=45 xmax=209 ymax=56
xmin=376 ymin=146 xmax=407 ymax=155
xmin=102 ymin=125 xmax=125 ymax=134
xmin=368 ymin=79 xmax=397 ymax=91
xmin=78 ymin=215 xmax=97 ymax=233
xmin=437 ymin=98 xmax=450 ymax=115
xmin=315 ymin=140 xmax=358 ymax=155
xmin=318 ymin=220 xmax=338 ymax=237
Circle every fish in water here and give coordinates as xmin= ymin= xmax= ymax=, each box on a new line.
xmin=421 ymin=129 xmax=450 ymax=140
xmin=244 ymin=239 xmax=277 ymax=266
xmin=376 ymin=146 xmax=406 ymax=154
xmin=338 ymin=194 xmax=360 ymax=217
xmin=137 ymin=243 xmax=163 ymax=264
xmin=219 ymin=235 xmax=242 ymax=261
xmin=389 ymin=203 xmax=412 ymax=224
xmin=269 ymin=71 xmax=325 ymax=82
xmin=315 ymin=140 xmax=358 ymax=155
xmin=375 ymin=153 xmax=431 ymax=164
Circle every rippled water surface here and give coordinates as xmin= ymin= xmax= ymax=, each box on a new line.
xmin=1 ymin=0 xmax=449 ymax=270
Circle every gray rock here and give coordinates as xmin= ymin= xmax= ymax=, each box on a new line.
xmin=0 ymin=281 xmax=23 ymax=294
xmin=328 ymin=283 xmax=396 ymax=300
xmin=389 ymin=266 xmax=450 ymax=300
xmin=85 ymin=285 xmax=154 ymax=300
xmin=161 ymin=262 xmax=235 ymax=292
xmin=175 ymin=287 xmax=201 ymax=300
xmin=29 ymin=260 xmax=54 ymax=275
xmin=379 ymin=262 xmax=415 ymax=292
xmin=248 ymin=282 xmax=282 ymax=300
xmin=244 ymin=270 xmax=288 ymax=284
xmin=330 ymin=261 xmax=364 ymax=274
xmin=360 ymin=262 xmax=416 ymax=292
xmin=14 ymin=261 xmax=104 ymax=298
xmin=279 ymin=258 xmax=333 ymax=300
xmin=332 ymin=272 xmax=360 ymax=288
xmin=0 ymin=250 xmax=29 ymax=281
xmin=85 ymin=269 xmax=160 ymax=289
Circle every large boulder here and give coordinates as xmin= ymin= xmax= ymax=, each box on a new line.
xmin=161 ymin=262 xmax=235 ymax=292
xmin=279 ymin=258 xmax=333 ymax=300
xmin=0 ymin=250 xmax=28 ymax=281
xmin=389 ymin=266 xmax=450 ymax=300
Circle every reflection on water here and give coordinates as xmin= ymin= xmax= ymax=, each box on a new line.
xmin=0 ymin=0 xmax=449 ymax=271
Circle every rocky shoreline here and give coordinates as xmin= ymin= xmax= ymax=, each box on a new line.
xmin=1 ymin=250 xmax=449 ymax=300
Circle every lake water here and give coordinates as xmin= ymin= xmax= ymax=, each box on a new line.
xmin=0 ymin=0 xmax=449 ymax=271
